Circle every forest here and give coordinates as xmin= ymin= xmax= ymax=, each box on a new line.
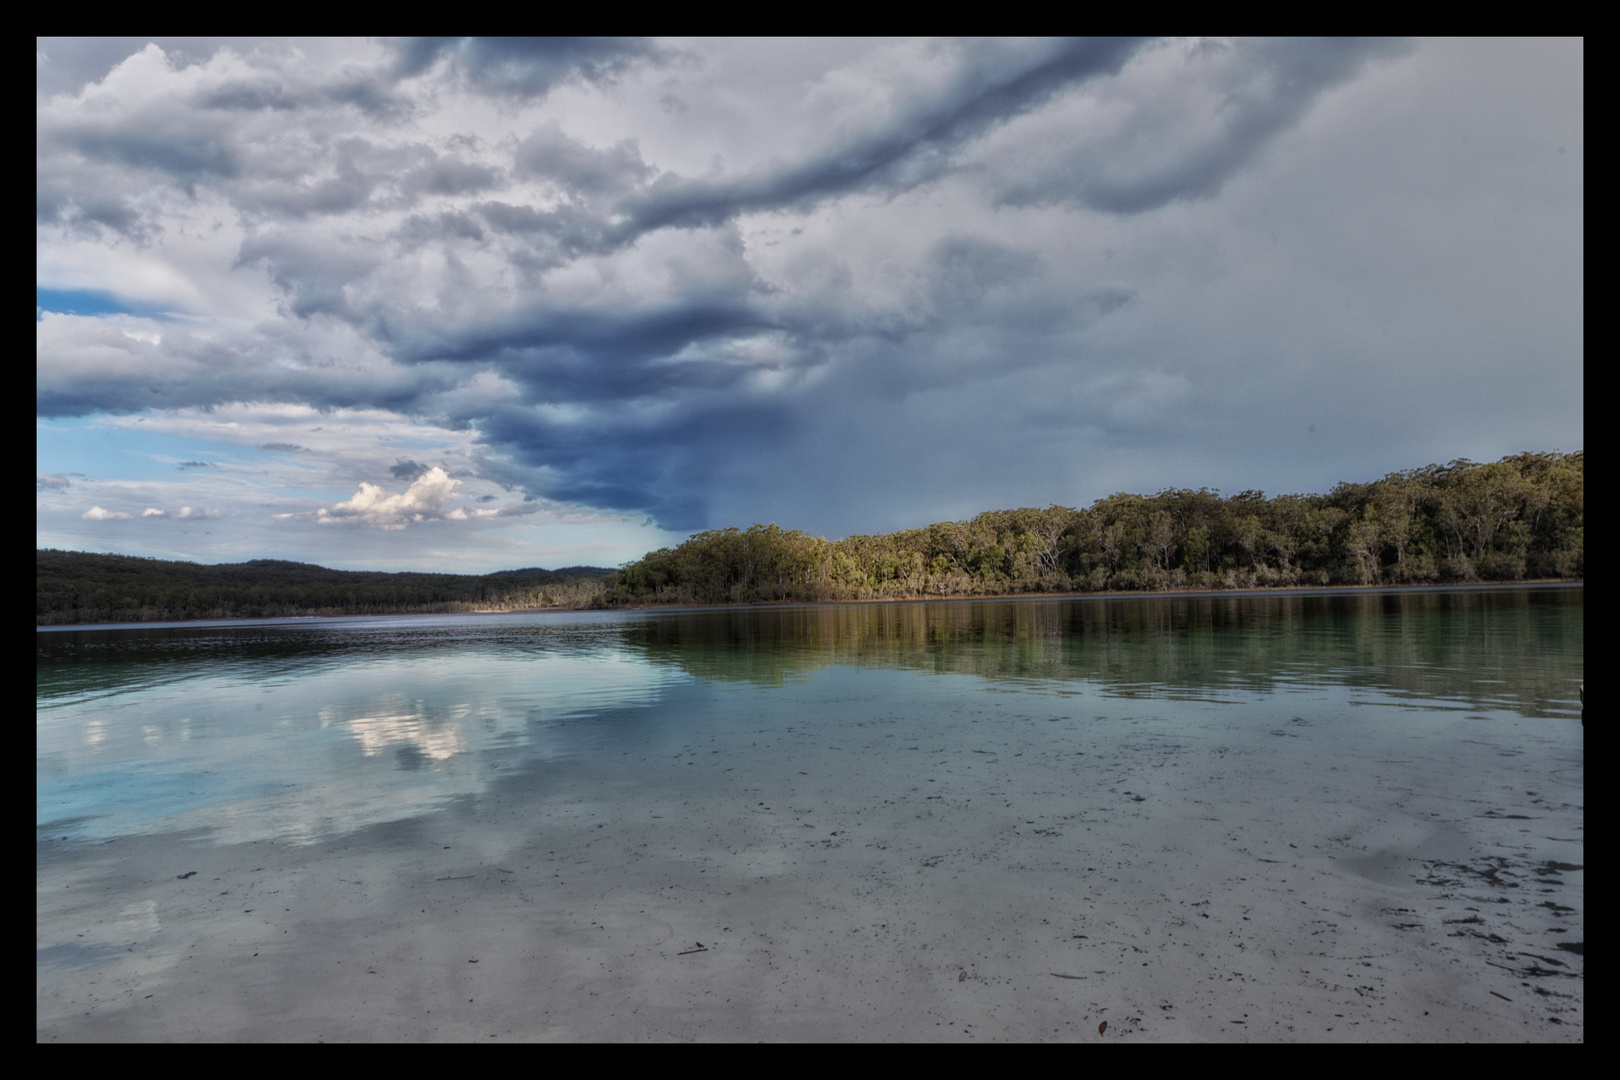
xmin=39 ymin=450 xmax=1581 ymax=625
xmin=36 ymin=554 xmax=611 ymax=626
xmin=599 ymin=451 xmax=1582 ymax=606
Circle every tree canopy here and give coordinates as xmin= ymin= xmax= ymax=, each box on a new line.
xmin=599 ymin=451 xmax=1583 ymax=606
xmin=36 ymin=553 xmax=611 ymax=626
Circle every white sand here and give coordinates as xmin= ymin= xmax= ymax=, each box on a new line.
xmin=38 ymin=676 xmax=1583 ymax=1041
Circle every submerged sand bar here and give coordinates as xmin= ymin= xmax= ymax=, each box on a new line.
xmin=37 ymin=597 xmax=1584 ymax=1040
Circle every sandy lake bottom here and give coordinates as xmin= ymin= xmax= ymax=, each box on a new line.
xmin=38 ymin=656 xmax=1583 ymax=1041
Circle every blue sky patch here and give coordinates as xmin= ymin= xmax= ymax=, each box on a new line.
xmin=37 ymin=288 xmax=170 ymax=321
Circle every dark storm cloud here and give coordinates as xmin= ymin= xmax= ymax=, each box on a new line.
xmin=338 ymin=36 xmax=1158 ymax=338
xmin=35 ymin=184 xmax=147 ymax=241
xmin=492 ymin=301 xmax=769 ymax=382
xmin=241 ymin=146 xmax=375 ymax=220
xmin=67 ymin=124 xmax=238 ymax=182
xmin=393 ymin=38 xmax=665 ymax=99
xmin=35 ymin=311 xmax=474 ymax=419
xmin=38 ymin=91 xmax=237 ymax=240
xmin=477 ymin=395 xmax=798 ymax=530
xmin=199 ymin=73 xmax=406 ymax=120
xmin=618 ymin=38 xmax=1149 ymax=235
xmin=991 ymin=38 xmax=1417 ymax=213
xmin=389 ymin=459 xmax=431 ymax=481
xmin=36 ymin=42 xmax=415 ymax=244
xmin=33 ymin=37 xmax=1368 ymax=467
xmin=199 ymin=79 xmax=302 ymax=112
xmin=397 ymin=39 xmax=1154 ymax=270
xmin=235 ymin=140 xmax=504 ymax=223
xmin=395 ymin=210 xmax=488 ymax=249
xmin=234 ymin=230 xmax=380 ymax=321
xmin=513 ymin=121 xmax=655 ymax=197
xmin=388 ymin=226 xmax=1138 ymax=530
xmin=402 ymin=154 xmax=505 ymax=198
xmin=925 ymin=236 xmax=1042 ymax=315
xmin=470 ymin=200 xmax=619 ymax=271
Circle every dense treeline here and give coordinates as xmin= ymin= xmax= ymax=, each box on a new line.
xmin=37 ymin=552 xmax=612 ymax=625
xmin=601 ymin=451 xmax=1582 ymax=606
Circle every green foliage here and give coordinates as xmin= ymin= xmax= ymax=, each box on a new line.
xmin=600 ymin=451 xmax=1583 ymax=607
xmin=36 ymin=553 xmax=612 ymax=625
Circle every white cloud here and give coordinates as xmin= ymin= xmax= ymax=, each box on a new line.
xmin=142 ymin=507 xmax=167 ymax=516
xmin=177 ymin=506 xmax=220 ymax=519
xmin=318 ymin=466 xmax=462 ymax=529
xmin=82 ymin=505 xmax=132 ymax=520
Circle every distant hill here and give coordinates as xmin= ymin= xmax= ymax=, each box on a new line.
xmin=36 ymin=550 xmax=615 ymax=625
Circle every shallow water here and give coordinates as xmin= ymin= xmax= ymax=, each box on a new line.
xmin=37 ymin=586 xmax=1583 ymax=1040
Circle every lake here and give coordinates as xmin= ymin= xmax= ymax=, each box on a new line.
xmin=37 ymin=585 xmax=1583 ymax=1041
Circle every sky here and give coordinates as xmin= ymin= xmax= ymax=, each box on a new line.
xmin=37 ymin=37 xmax=1583 ymax=574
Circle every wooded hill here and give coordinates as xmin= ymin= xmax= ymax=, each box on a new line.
xmin=36 ymin=553 xmax=613 ymax=626
xmin=600 ymin=451 xmax=1582 ymax=606
xmin=38 ymin=450 xmax=1582 ymax=625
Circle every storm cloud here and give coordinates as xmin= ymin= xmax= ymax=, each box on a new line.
xmin=38 ymin=38 xmax=1582 ymax=570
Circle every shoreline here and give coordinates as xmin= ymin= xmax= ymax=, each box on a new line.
xmin=36 ymin=578 xmax=1584 ymax=630
xmin=594 ymin=577 xmax=1583 ymax=614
